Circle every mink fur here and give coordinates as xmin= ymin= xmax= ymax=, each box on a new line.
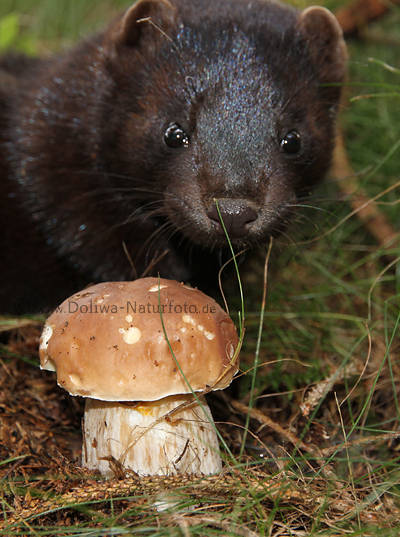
xmin=0 ymin=0 xmax=347 ymax=313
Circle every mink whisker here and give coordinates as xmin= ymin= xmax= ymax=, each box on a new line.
xmin=138 ymin=221 xmax=173 ymax=257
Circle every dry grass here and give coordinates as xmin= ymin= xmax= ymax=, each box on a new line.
xmin=1 ymin=317 xmax=400 ymax=535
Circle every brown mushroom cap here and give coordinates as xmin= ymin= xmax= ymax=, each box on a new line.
xmin=39 ymin=278 xmax=239 ymax=401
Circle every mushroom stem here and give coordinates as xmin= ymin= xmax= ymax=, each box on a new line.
xmin=82 ymin=395 xmax=222 ymax=476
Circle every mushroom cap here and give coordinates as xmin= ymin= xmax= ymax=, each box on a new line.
xmin=39 ymin=278 xmax=239 ymax=401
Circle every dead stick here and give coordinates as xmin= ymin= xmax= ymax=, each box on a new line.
xmin=322 ymin=431 xmax=400 ymax=456
xmin=335 ymin=0 xmax=400 ymax=37
xmin=332 ymin=131 xmax=398 ymax=248
xmin=300 ymin=360 xmax=361 ymax=418
xmin=231 ymin=400 xmax=345 ymax=484
xmin=232 ymin=400 xmax=316 ymax=456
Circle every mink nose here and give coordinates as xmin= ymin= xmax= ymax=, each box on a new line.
xmin=207 ymin=199 xmax=258 ymax=238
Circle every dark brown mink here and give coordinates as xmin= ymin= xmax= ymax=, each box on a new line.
xmin=0 ymin=0 xmax=347 ymax=314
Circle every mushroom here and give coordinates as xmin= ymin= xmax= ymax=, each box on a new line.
xmin=39 ymin=277 xmax=239 ymax=477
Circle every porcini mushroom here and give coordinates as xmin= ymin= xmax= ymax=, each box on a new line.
xmin=39 ymin=278 xmax=239 ymax=477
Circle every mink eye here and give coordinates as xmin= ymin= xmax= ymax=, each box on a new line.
xmin=280 ymin=130 xmax=301 ymax=154
xmin=164 ymin=123 xmax=189 ymax=148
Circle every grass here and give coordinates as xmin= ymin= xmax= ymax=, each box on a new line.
xmin=1 ymin=0 xmax=400 ymax=535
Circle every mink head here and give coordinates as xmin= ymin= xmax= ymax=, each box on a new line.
xmin=101 ymin=0 xmax=347 ymax=250
xmin=13 ymin=0 xmax=347 ymax=287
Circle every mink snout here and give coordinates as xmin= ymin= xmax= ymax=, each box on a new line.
xmin=206 ymin=199 xmax=259 ymax=239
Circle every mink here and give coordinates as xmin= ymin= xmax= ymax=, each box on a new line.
xmin=0 ymin=0 xmax=347 ymax=314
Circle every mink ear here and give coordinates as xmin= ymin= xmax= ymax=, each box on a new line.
xmin=298 ymin=6 xmax=347 ymax=83
xmin=109 ymin=0 xmax=176 ymax=50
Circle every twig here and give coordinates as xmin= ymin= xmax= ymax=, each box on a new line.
xmin=232 ymin=400 xmax=315 ymax=456
xmin=0 ymin=317 xmax=42 ymax=333
xmin=140 ymin=249 xmax=170 ymax=278
xmin=300 ymin=355 xmax=366 ymax=418
xmin=321 ymin=430 xmax=400 ymax=457
xmin=122 ymin=240 xmax=137 ymax=279
xmin=335 ymin=0 xmax=400 ymax=37
xmin=332 ymin=132 xmax=398 ymax=248
xmin=231 ymin=401 xmax=344 ymax=484
xmin=173 ymin=514 xmax=261 ymax=537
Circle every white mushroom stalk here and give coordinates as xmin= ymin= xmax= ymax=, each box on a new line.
xmin=83 ymin=396 xmax=221 ymax=477
xmin=39 ymin=277 xmax=239 ymax=477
